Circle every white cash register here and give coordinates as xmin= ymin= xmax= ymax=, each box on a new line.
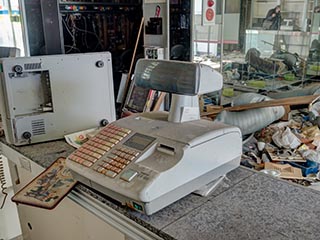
xmin=0 ymin=52 xmax=116 ymax=145
xmin=66 ymin=59 xmax=242 ymax=215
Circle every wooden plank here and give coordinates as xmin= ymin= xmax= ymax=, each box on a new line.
xmin=120 ymin=17 xmax=144 ymax=112
xmin=152 ymin=92 xmax=166 ymax=111
xmin=201 ymin=94 xmax=320 ymax=119
xmin=224 ymin=94 xmax=320 ymax=112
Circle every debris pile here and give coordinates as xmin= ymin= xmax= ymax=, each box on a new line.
xmin=201 ymin=86 xmax=320 ymax=188
xmin=242 ymin=108 xmax=320 ymax=187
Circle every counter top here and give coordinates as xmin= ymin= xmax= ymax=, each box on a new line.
xmin=2 ymin=138 xmax=320 ymax=240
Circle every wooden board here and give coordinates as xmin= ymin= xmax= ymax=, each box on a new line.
xmin=201 ymin=94 xmax=320 ymax=119
xmin=12 ymin=158 xmax=77 ymax=209
xmin=225 ymin=94 xmax=320 ymax=112
xmin=265 ymin=147 xmax=306 ymax=163
xmin=264 ymin=162 xmax=304 ymax=179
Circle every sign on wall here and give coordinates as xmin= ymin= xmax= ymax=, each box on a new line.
xmin=202 ymin=0 xmax=216 ymax=26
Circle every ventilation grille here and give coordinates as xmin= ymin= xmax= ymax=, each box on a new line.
xmin=24 ymin=62 xmax=41 ymax=70
xmin=31 ymin=119 xmax=46 ymax=136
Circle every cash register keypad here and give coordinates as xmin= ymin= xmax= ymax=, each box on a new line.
xmin=68 ymin=124 xmax=139 ymax=178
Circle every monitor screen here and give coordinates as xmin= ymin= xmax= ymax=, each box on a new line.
xmin=123 ymin=133 xmax=156 ymax=151
xmin=133 ymin=59 xmax=199 ymax=95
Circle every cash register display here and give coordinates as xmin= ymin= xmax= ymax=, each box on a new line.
xmin=134 ymin=60 xmax=199 ymax=95
xmin=123 ymin=133 xmax=155 ymax=151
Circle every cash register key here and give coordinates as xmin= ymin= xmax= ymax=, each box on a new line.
xmin=105 ymin=170 xmax=117 ymax=178
xmin=84 ymin=145 xmax=106 ymax=155
xmin=111 ymin=150 xmax=120 ymax=155
xmin=120 ymin=169 xmax=138 ymax=182
xmin=101 ymin=132 xmax=111 ymax=140
xmin=70 ymin=155 xmax=81 ymax=163
xmin=105 ymin=142 xmax=115 ymax=148
xmin=111 ymin=167 xmax=121 ymax=173
xmin=114 ymin=135 xmax=123 ymax=141
xmin=123 ymin=159 xmax=131 ymax=165
xmin=101 ymin=162 xmax=109 ymax=168
xmin=108 ymin=153 xmax=117 ymax=159
xmin=112 ymin=130 xmax=120 ymax=134
xmin=124 ymin=149 xmax=133 ymax=154
xmin=68 ymin=155 xmax=74 ymax=161
xmin=91 ymin=137 xmax=100 ymax=143
xmin=85 ymin=155 xmax=97 ymax=163
xmin=92 ymin=137 xmax=105 ymax=145
xmin=77 ymin=158 xmax=85 ymax=164
xmin=97 ymin=167 xmax=106 ymax=174
xmin=106 ymin=164 xmax=113 ymax=170
xmin=77 ymin=153 xmax=91 ymax=162
xmin=99 ymin=131 xmax=109 ymax=137
xmin=81 ymin=160 xmax=93 ymax=168
xmin=98 ymin=144 xmax=111 ymax=151
xmin=105 ymin=132 xmax=113 ymax=137
xmin=118 ymin=163 xmax=126 ymax=169
xmin=105 ymin=129 xmax=114 ymax=134
xmin=116 ymin=158 xmax=125 ymax=164
xmin=90 ymin=152 xmax=102 ymax=159
xmin=68 ymin=155 xmax=77 ymax=162
xmin=84 ymin=145 xmax=97 ymax=152
xmin=74 ymin=152 xmax=85 ymax=159
xmin=121 ymin=128 xmax=131 ymax=134
xmin=94 ymin=139 xmax=103 ymax=144
xmin=108 ymin=160 xmax=116 ymax=166
xmin=115 ymin=131 xmax=127 ymax=137
xmin=96 ymin=134 xmax=106 ymax=139
xmin=93 ymin=166 xmax=100 ymax=171
xmin=127 ymin=150 xmax=139 ymax=157
xmin=118 ymin=147 xmax=126 ymax=152
xmin=132 ymin=151 xmax=140 ymax=157
xmin=89 ymin=142 xmax=100 ymax=148
xmin=103 ymin=158 xmax=112 ymax=164
xmin=115 ymin=156 xmax=124 ymax=162
xmin=124 ymin=154 xmax=135 ymax=161
xmin=108 ymin=138 xmax=119 ymax=144
xmin=114 ymin=162 xmax=122 ymax=168
xmin=78 ymin=149 xmax=99 ymax=160
xmin=78 ymin=148 xmax=90 ymax=155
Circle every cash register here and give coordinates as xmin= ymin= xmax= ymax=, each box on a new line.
xmin=66 ymin=59 xmax=242 ymax=215
xmin=0 ymin=52 xmax=116 ymax=145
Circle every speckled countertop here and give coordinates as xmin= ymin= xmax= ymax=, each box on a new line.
xmin=2 ymin=138 xmax=320 ymax=240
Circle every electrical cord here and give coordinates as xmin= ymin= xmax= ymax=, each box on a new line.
xmin=62 ymin=16 xmax=79 ymax=53
xmin=0 ymin=148 xmax=8 ymax=209
xmin=66 ymin=14 xmax=103 ymax=50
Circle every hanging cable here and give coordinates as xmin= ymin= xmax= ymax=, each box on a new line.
xmin=0 ymin=151 xmax=8 ymax=209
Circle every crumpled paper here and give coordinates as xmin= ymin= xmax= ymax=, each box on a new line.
xmin=299 ymin=149 xmax=320 ymax=163
xmin=301 ymin=125 xmax=320 ymax=140
xmin=272 ymin=127 xmax=301 ymax=149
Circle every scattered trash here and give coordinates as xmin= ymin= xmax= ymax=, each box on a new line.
xmin=264 ymin=162 xmax=304 ymax=179
xmin=240 ymin=97 xmax=320 ymax=188
xmin=196 ymin=48 xmax=320 ymax=189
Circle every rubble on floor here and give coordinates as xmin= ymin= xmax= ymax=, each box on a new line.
xmin=201 ymin=80 xmax=320 ymax=188
xmin=242 ymin=108 xmax=320 ymax=188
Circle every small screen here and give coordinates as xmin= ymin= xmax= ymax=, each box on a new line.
xmin=124 ymin=133 xmax=155 ymax=151
xmin=133 ymin=59 xmax=199 ymax=96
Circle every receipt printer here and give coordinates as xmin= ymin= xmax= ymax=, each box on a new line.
xmin=0 ymin=52 xmax=116 ymax=145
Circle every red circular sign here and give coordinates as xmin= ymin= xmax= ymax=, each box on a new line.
xmin=207 ymin=0 xmax=214 ymax=7
xmin=206 ymin=8 xmax=214 ymax=21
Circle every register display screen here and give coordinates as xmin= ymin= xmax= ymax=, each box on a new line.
xmin=124 ymin=133 xmax=155 ymax=151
